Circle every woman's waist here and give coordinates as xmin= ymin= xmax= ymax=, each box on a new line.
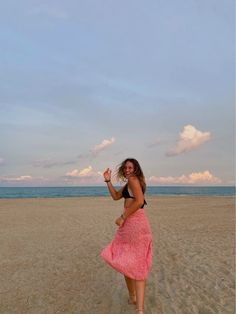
xmin=123 ymin=207 xmax=145 ymax=216
xmin=124 ymin=199 xmax=146 ymax=209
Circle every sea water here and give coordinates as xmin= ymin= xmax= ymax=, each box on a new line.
xmin=0 ymin=186 xmax=234 ymax=199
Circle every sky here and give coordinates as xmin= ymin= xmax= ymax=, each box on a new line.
xmin=0 ymin=0 xmax=235 ymax=186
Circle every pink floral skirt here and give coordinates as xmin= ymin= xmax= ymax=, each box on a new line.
xmin=100 ymin=208 xmax=152 ymax=280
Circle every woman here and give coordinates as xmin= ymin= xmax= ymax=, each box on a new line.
xmin=100 ymin=158 xmax=152 ymax=314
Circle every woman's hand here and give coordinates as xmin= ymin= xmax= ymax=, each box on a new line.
xmin=103 ymin=168 xmax=111 ymax=181
xmin=115 ymin=216 xmax=124 ymax=227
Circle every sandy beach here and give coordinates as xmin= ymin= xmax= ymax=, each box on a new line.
xmin=0 ymin=196 xmax=234 ymax=314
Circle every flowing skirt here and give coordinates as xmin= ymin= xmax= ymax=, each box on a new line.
xmin=100 ymin=207 xmax=152 ymax=280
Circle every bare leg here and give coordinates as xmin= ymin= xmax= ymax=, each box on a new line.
xmin=135 ymin=280 xmax=146 ymax=312
xmin=124 ymin=276 xmax=136 ymax=304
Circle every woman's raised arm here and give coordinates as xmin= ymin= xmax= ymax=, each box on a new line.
xmin=103 ymin=168 xmax=123 ymax=200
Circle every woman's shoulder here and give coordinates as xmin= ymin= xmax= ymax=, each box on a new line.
xmin=127 ymin=175 xmax=140 ymax=184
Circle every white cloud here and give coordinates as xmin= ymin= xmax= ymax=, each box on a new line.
xmin=66 ymin=166 xmax=99 ymax=178
xmin=65 ymin=166 xmax=103 ymax=185
xmin=66 ymin=169 xmax=79 ymax=177
xmin=148 ymin=170 xmax=222 ymax=185
xmin=91 ymin=137 xmax=115 ymax=156
xmin=167 ymin=125 xmax=211 ymax=156
xmin=0 ymin=175 xmax=49 ymax=186
xmin=79 ymin=166 xmax=93 ymax=177
xmin=0 ymin=175 xmax=33 ymax=182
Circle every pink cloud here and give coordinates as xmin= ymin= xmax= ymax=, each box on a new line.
xmin=148 ymin=170 xmax=222 ymax=185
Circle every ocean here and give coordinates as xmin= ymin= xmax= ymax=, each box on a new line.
xmin=0 ymin=186 xmax=234 ymax=199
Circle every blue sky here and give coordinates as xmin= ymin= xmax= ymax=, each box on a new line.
xmin=0 ymin=0 xmax=235 ymax=186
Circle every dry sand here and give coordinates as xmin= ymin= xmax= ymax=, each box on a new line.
xmin=0 ymin=196 xmax=234 ymax=314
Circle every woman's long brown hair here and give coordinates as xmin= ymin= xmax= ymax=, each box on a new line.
xmin=116 ymin=158 xmax=146 ymax=192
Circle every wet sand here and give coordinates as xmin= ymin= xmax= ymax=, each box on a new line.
xmin=0 ymin=196 xmax=234 ymax=314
